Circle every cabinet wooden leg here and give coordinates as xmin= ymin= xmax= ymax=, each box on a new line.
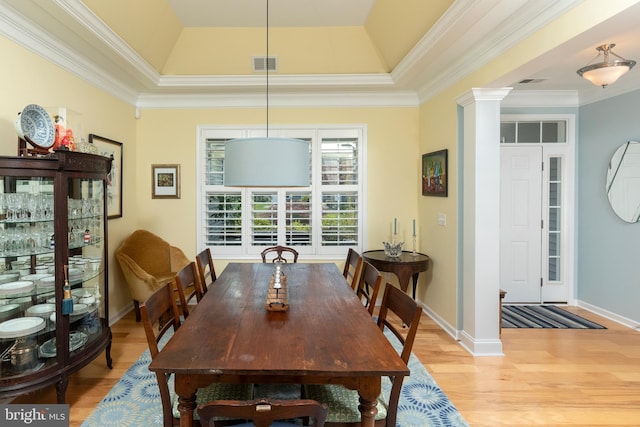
xmin=105 ymin=331 xmax=113 ymax=369
xmin=55 ymin=377 xmax=68 ymax=404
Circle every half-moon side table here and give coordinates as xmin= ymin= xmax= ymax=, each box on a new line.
xmin=362 ymin=250 xmax=430 ymax=300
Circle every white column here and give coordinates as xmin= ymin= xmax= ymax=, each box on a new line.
xmin=456 ymin=88 xmax=511 ymax=356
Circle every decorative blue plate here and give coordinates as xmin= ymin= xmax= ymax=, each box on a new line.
xmin=19 ymin=104 xmax=55 ymax=148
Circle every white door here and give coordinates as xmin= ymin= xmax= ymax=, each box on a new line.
xmin=500 ymin=146 xmax=542 ymax=302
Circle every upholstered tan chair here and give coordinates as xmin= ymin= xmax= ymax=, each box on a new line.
xmin=115 ymin=229 xmax=191 ymax=322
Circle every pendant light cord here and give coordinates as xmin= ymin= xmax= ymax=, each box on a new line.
xmin=266 ymin=0 xmax=269 ymax=137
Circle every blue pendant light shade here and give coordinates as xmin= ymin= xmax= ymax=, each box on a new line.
xmin=224 ymin=137 xmax=310 ymax=187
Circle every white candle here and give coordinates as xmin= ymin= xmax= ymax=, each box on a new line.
xmin=413 ymin=219 xmax=416 ymax=237
xmin=394 ymin=218 xmax=397 ymax=234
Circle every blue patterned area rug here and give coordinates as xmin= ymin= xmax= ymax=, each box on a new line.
xmin=81 ymin=329 xmax=468 ymax=427
xmin=502 ymin=305 xmax=606 ymax=329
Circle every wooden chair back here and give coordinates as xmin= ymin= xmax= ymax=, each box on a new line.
xmin=198 ymin=398 xmax=328 ymax=427
xmin=260 ymin=245 xmax=299 ymax=263
xmin=140 ymin=283 xmax=182 ymax=427
xmin=355 ymin=261 xmax=382 ymax=316
xmin=376 ymin=284 xmax=422 ymax=427
xmin=175 ymin=261 xmax=201 ymax=319
xmin=342 ymin=248 xmax=362 ymax=291
xmin=195 ymin=248 xmax=216 ymax=295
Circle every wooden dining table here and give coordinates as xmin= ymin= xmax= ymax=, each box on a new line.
xmin=148 ymin=262 xmax=409 ymax=427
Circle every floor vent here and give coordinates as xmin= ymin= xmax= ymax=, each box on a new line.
xmin=253 ymin=56 xmax=278 ymax=72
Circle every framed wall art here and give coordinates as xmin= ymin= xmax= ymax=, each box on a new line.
xmin=422 ymin=149 xmax=448 ymax=197
xmin=152 ymin=164 xmax=181 ymax=199
xmin=89 ymin=134 xmax=123 ymax=218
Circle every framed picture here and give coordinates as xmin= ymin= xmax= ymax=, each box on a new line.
xmin=152 ymin=164 xmax=181 ymax=199
xmin=89 ymin=134 xmax=123 ymax=219
xmin=422 ymin=149 xmax=448 ymax=197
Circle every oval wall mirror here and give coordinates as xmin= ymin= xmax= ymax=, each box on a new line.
xmin=606 ymin=141 xmax=640 ymax=223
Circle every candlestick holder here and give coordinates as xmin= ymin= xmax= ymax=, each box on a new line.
xmin=266 ymin=267 xmax=289 ymax=311
xmin=411 ymin=236 xmax=419 ymax=256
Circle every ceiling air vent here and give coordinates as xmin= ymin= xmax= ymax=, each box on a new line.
xmin=518 ymin=78 xmax=548 ymax=84
xmin=253 ymin=56 xmax=278 ymax=72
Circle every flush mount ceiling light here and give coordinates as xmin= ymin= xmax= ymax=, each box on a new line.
xmin=223 ymin=0 xmax=310 ymax=187
xmin=577 ymin=43 xmax=636 ymax=88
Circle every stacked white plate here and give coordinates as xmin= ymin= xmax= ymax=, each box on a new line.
xmin=0 ymin=272 xmax=20 ymax=285
xmin=0 ymin=280 xmax=34 ymax=297
xmin=0 ymin=303 xmax=20 ymax=321
xmin=0 ymin=317 xmax=45 ymax=338
xmin=26 ymin=303 xmax=56 ymax=321
xmin=36 ymin=275 xmax=56 ymax=288
xmin=22 ymin=273 xmax=52 ymax=286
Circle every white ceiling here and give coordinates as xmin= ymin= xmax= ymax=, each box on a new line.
xmin=1 ymin=0 xmax=640 ymax=107
xmin=495 ymin=2 xmax=640 ymax=106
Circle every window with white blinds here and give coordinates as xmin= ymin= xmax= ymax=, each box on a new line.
xmin=203 ymin=192 xmax=242 ymax=246
xmin=198 ymin=127 xmax=365 ymax=258
xmin=286 ymin=192 xmax=312 ymax=246
xmin=321 ymin=191 xmax=358 ymax=246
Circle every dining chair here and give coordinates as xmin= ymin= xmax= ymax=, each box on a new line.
xmin=175 ymin=261 xmax=202 ymax=319
xmin=140 ymin=283 xmax=253 ymax=427
xmin=303 ymin=284 xmax=422 ymax=427
xmin=260 ymin=245 xmax=299 ymax=263
xmin=195 ymin=247 xmax=217 ymax=295
xmin=342 ymin=248 xmax=363 ymax=291
xmin=197 ymin=398 xmax=328 ymax=427
xmin=355 ymin=261 xmax=382 ymax=316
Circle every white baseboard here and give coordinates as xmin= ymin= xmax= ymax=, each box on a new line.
xmin=109 ymin=302 xmax=134 ymax=326
xmin=416 ymin=300 xmax=504 ymax=356
xmin=417 ymin=300 xmax=459 ymax=339
xmin=458 ymin=330 xmax=504 ymax=356
xmin=576 ymin=300 xmax=640 ymax=331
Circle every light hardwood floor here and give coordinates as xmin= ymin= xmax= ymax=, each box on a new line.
xmin=12 ymin=306 xmax=640 ymax=426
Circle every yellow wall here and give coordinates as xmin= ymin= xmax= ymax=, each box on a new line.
xmin=135 ymin=106 xmax=420 ymax=274
xmin=365 ymin=0 xmax=454 ymax=70
xmin=163 ymin=27 xmax=387 ymax=75
xmin=82 ymin=0 xmax=182 ymax=72
xmin=0 ymin=35 xmax=138 ymax=319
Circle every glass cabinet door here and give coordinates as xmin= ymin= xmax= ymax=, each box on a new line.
xmin=0 ymin=176 xmax=57 ymax=378
xmin=66 ymin=176 xmax=105 ymax=351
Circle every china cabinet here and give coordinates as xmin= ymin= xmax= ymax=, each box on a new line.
xmin=0 ymin=149 xmax=112 ymax=403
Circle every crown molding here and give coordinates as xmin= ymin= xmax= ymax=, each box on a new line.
xmin=157 ymin=73 xmax=394 ymax=89
xmin=393 ymin=0 xmax=584 ymax=104
xmin=53 ymin=0 xmax=160 ymax=84
xmin=0 ymin=1 xmax=140 ymax=104
xmin=502 ymin=90 xmax=579 ymax=108
xmin=136 ymin=91 xmax=419 ymax=109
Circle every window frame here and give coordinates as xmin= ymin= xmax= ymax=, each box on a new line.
xmin=196 ymin=125 xmax=367 ymax=259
